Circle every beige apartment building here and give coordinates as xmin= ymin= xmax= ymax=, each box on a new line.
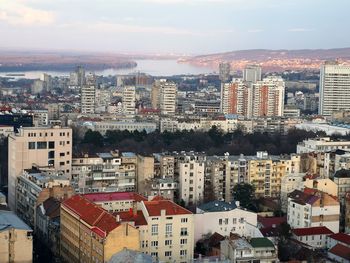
xmin=60 ymin=195 xmax=140 ymax=263
xmin=0 ymin=210 xmax=33 ymax=263
xmin=8 ymin=126 xmax=72 ymax=211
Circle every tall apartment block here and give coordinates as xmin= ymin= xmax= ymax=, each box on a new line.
xmin=159 ymin=81 xmax=177 ymax=116
xmin=220 ymin=78 xmax=253 ymax=117
xmin=219 ymin=62 xmax=231 ymax=82
xmin=122 ymin=85 xmax=136 ymax=116
xmin=252 ymin=76 xmax=285 ymax=117
xmin=81 ymin=84 xmax=96 ymax=114
xmin=8 ymin=126 xmax=72 ymax=210
xmin=319 ymin=61 xmax=350 ymax=116
xmin=243 ymin=64 xmax=262 ymax=82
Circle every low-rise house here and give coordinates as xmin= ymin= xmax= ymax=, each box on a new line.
xmin=194 ymin=200 xmax=258 ymax=243
xmin=326 ymin=233 xmax=350 ymax=249
xmin=328 ymin=243 xmax=350 ymax=263
xmin=291 ymin=226 xmax=333 ymax=248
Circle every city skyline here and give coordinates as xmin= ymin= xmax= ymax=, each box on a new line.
xmin=0 ymin=0 xmax=350 ymax=54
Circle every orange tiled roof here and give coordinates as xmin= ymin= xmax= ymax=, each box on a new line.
xmin=143 ymin=200 xmax=192 ymax=216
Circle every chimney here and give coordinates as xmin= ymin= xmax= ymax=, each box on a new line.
xmin=132 ymin=202 xmax=138 ymax=216
xmin=116 ymin=214 xmax=120 ymax=222
xmin=235 ymin=201 xmax=240 ymax=207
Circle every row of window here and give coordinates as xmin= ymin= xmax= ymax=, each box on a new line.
xmin=27 ymin=131 xmax=69 ymax=137
xmin=150 ymin=249 xmax=187 ymax=258
xmin=151 ymin=225 xmax=188 ymax=236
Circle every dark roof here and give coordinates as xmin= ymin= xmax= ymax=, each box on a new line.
xmin=292 ymin=226 xmax=333 ymax=236
xmin=258 ymin=216 xmax=286 ymax=228
xmin=249 ymin=238 xmax=274 ymax=248
xmin=197 ymin=200 xmax=237 ymax=212
xmin=208 ymin=232 xmax=225 ymax=248
xmin=329 ymin=244 xmax=350 ymax=260
xmin=334 ymin=169 xmax=350 ymax=178
xmin=42 ymin=197 xmax=61 ymax=219
xmin=260 ymin=226 xmax=280 ymax=237
xmin=288 ymin=189 xmax=319 ymax=205
xmin=329 ymin=233 xmax=350 ymax=245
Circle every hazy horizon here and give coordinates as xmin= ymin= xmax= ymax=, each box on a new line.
xmin=1 ymin=0 xmax=350 ymax=54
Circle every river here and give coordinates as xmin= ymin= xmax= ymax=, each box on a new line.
xmin=0 ymin=59 xmax=216 ymax=79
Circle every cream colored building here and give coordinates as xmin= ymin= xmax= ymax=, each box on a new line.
xmin=0 ymin=210 xmax=33 ymax=263
xmin=118 ymin=198 xmax=194 ymax=263
xmin=81 ymin=84 xmax=96 ymax=114
xmin=159 ymin=81 xmax=177 ymax=116
xmin=122 ymin=86 xmax=136 ymax=116
xmin=297 ymin=137 xmax=350 ymax=154
xmin=8 ymin=126 xmax=72 ymax=210
xmin=60 ymin=195 xmax=140 ymax=263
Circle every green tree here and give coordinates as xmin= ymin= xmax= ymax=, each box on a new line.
xmin=83 ymin=130 xmax=104 ymax=147
xmin=233 ymin=183 xmax=255 ymax=209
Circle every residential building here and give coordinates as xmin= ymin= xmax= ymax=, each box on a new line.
xmin=280 ymin=173 xmax=304 ymax=212
xmin=120 ymin=197 xmax=194 ymax=263
xmin=291 ymin=226 xmax=333 ymax=248
xmin=194 ymin=200 xmax=258 ymax=243
xmin=159 ymin=81 xmax=177 ymax=116
xmin=328 ymin=243 xmax=350 ymax=263
xmin=287 ymin=189 xmax=340 ymax=233
xmin=219 ymin=62 xmax=231 ymax=82
xmin=243 ymin=64 xmax=262 ymax=83
xmin=8 ymin=126 xmax=72 ymax=210
xmin=319 ymin=61 xmax=350 ymax=116
xmin=252 ymin=76 xmax=285 ymax=117
xmin=85 ymin=121 xmax=157 ymax=135
xmin=81 ymin=84 xmax=96 ymax=114
xmin=136 ymin=155 xmax=154 ymax=194
xmin=326 ymin=233 xmax=350 ymax=250
xmin=0 ymin=210 xmax=33 ymax=263
xmin=107 ymin=248 xmax=153 ymax=263
xmin=122 ymin=86 xmax=136 ymax=116
xmin=0 ymin=125 xmax=14 ymax=137
xmin=82 ymin=192 xmax=147 ymax=213
xmin=178 ymin=154 xmax=205 ymax=205
xmin=297 ymin=137 xmax=350 ymax=154
xmin=221 ymin=236 xmax=277 ymax=263
xmin=16 ymin=168 xmax=74 ymax=227
xmin=60 ymin=195 xmax=140 ymax=263
xmin=36 ymin=197 xmax=61 ymax=258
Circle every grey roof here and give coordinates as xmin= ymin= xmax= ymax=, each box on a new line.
xmin=121 ymin=152 xmax=136 ymax=157
xmin=0 ymin=210 xmax=32 ymax=231
xmin=97 ymin=152 xmax=114 ymax=159
xmin=198 ymin=200 xmax=237 ymax=212
xmin=334 ymin=169 xmax=350 ymax=178
xmin=107 ymin=248 xmax=153 ymax=263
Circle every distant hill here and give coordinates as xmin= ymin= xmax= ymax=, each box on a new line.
xmin=180 ymin=48 xmax=350 ymax=71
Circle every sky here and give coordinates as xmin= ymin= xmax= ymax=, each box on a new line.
xmin=0 ymin=0 xmax=349 ymax=55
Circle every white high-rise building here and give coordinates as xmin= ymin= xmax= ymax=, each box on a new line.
xmin=8 ymin=126 xmax=72 ymax=211
xmin=219 ymin=62 xmax=231 ymax=82
xmin=81 ymin=84 xmax=96 ymax=114
xmin=159 ymin=81 xmax=177 ymax=116
xmin=243 ymin=64 xmax=262 ymax=83
xmin=319 ymin=62 xmax=350 ymax=116
xmin=122 ymin=86 xmax=136 ymax=116
xmin=252 ymin=76 xmax=285 ymax=117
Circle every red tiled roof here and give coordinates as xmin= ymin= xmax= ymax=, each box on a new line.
xmin=329 ymin=233 xmax=350 ymax=245
xmin=258 ymin=216 xmax=286 ymax=228
xmin=143 ymin=200 xmax=192 ymax=216
xmin=62 ymin=195 xmax=119 ymax=237
xmin=329 ymin=244 xmax=350 ymax=260
xmin=116 ymin=210 xmax=148 ymax=226
xmin=83 ymin=192 xmax=147 ymax=203
xmin=292 ymin=226 xmax=333 ymax=236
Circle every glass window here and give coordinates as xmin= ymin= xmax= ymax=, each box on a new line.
xmin=151 ymin=224 xmax=158 ymax=236
xmin=49 ymin=141 xmax=55 ymax=149
xmin=28 ymin=142 xmax=36 ymax=149
xmin=180 ymin=227 xmax=188 ymax=236
xmin=37 ymin=142 xmax=47 ymax=149
xmin=165 ymin=240 xmax=172 ymax=246
xmin=180 ymin=250 xmax=187 ymax=256
xmin=166 ymin=223 xmax=172 ymax=235
xmin=165 ymin=251 xmax=172 ymax=257
xmin=180 ymin=239 xmax=187 ymax=245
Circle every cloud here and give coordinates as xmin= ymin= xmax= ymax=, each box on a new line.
xmin=59 ymin=21 xmax=196 ymax=36
xmin=288 ymin=28 xmax=313 ymax=32
xmin=0 ymin=0 xmax=55 ymax=26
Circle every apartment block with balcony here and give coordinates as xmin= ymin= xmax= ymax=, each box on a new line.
xmin=287 ymin=188 xmax=340 ymax=233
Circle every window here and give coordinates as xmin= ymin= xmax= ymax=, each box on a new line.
xmin=181 ymin=218 xmax=188 ymax=223
xmin=166 ymin=223 xmax=172 ymax=236
xmin=48 ymin=151 xmax=55 ymax=159
xmin=37 ymin=141 xmax=47 ymax=149
xmin=180 ymin=250 xmax=187 ymax=256
xmin=180 ymin=227 xmax=188 ymax=236
xmin=165 ymin=251 xmax=172 ymax=257
xmin=60 ymin=162 xmax=65 ymax=166
xmin=67 ymin=141 xmax=70 ymax=145
xmin=60 ymin=152 xmax=65 ymax=157
xmin=180 ymin=239 xmax=187 ymax=245
xmin=151 ymin=224 xmax=158 ymax=235
xmin=151 ymin=252 xmax=158 ymax=257
xmin=28 ymin=142 xmax=36 ymax=149
xmin=165 ymin=240 xmax=172 ymax=246
xmin=49 ymin=141 xmax=55 ymax=149
xmin=151 ymin=241 xmax=158 ymax=247
xmin=225 ymin=218 xmax=229 ymax=225
xmin=219 ymin=219 xmax=222 ymax=225
xmin=233 ymin=218 xmax=237 ymax=224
